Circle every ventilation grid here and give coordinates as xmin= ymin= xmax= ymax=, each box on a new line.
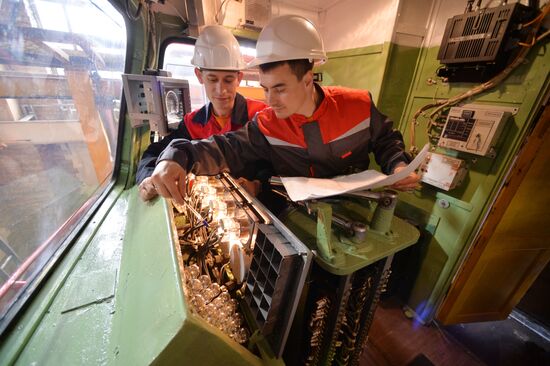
xmin=437 ymin=2 xmax=520 ymax=64
xmin=244 ymin=223 xmax=301 ymax=357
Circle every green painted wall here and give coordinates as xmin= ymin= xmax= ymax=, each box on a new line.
xmin=318 ymin=38 xmax=549 ymax=322
xmin=318 ymin=43 xmax=391 ymax=104
xmin=396 ymin=43 xmax=549 ymax=321
xmin=377 ymin=43 xmax=422 ymax=128
xmin=319 ymin=42 xmax=422 ymax=125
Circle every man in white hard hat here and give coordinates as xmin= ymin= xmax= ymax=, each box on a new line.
xmin=150 ymin=15 xmax=419 ymax=204
xmin=136 ymin=25 xmax=268 ymax=201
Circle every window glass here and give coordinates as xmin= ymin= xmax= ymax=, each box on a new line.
xmin=0 ymin=0 xmax=126 ymax=328
xmin=239 ymin=45 xmax=261 ymax=87
xmin=163 ymin=41 xmax=260 ymax=111
xmin=164 ymin=43 xmax=207 ymax=111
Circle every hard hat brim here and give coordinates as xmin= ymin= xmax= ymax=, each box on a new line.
xmin=196 ymin=66 xmax=243 ymax=72
xmin=246 ymin=55 xmax=326 ymax=69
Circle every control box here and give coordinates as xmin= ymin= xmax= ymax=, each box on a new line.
xmin=438 ymin=106 xmax=511 ymax=157
xmin=157 ymin=76 xmax=192 ymax=128
xmin=436 ymin=2 xmax=537 ymax=82
xmin=122 ymin=73 xmax=191 ymax=136
xmin=420 ymin=152 xmax=467 ymax=191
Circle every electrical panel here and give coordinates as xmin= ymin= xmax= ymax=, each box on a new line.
xmin=420 ymin=152 xmax=467 ymax=191
xmin=438 ymin=106 xmax=511 ymax=157
xmin=166 ymin=173 xmax=420 ymax=364
xmin=436 ymin=2 xmax=537 ymax=82
xmin=122 ymin=73 xmax=191 ymax=135
xmin=173 ymin=174 xmax=310 ymax=357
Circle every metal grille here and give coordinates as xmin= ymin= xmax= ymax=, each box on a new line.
xmin=437 ymin=3 xmax=523 ymax=64
xmin=244 ymin=224 xmax=302 ymax=357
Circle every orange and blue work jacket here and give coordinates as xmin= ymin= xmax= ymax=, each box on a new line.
xmin=159 ymin=85 xmax=411 ymax=180
xmin=136 ymin=93 xmax=267 ymax=184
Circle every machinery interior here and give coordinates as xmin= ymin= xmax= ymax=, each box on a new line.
xmin=0 ymin=0 xmax=549 ymax=365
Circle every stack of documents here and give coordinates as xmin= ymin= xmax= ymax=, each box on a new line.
xmin=280 ymin=144 xmax=429 ymax=201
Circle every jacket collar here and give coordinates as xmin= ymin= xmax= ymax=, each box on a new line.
xmin=231 ymin=93 xmax=249 ymax=126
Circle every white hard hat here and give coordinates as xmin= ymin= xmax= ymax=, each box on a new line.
xmin=247 ymin=15 xmax=327 ymax=68
xmin=191 ymin=25 xmax=245 ymax=70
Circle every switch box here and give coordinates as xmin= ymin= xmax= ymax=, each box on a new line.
xmin=122 ymin=74 xmax=163 ymax=130
xmin=438 ymin=106 xmax=511 ymax=157
xmin=421 ymin=152 xmax=467 ymax=191
xmin=122 ymin=74 xmax=191 ymax=136
xmin=436 ymin=2 xmax=536 ymax=82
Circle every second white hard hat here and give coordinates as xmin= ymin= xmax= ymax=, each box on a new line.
xmin=191 ymin=25 xmax=245 ymax=70
xmin=247 ymin=15 xmax=327 ymax=68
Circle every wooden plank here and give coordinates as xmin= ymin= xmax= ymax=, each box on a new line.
xmin=0 ymin=72 xmax=120 ymax=99
xmin=65 ymin=70 xmax=113 ymax=184
xmin=0 ymin=73 xmax=71 ymax=99
xmin=437 ymin=105 xmax=550 ymax=324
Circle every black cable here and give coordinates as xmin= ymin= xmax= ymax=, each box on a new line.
xmin=182 ymin=222 xmax=207 ymax=242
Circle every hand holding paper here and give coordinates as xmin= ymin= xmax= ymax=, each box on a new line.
xmin=280 ymin=144 xmax=429 ymax=201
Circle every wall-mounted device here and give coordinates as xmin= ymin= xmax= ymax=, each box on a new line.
xmin=158 ymin=76 xmax=192 ymax=128
xmin=122 ymin=72 xmax=191 ymax=136
xmin=437 ymin=1 xmax=537 ymax=82
xmin=421 ymin=152 xmax=467 ymax=191
xmin=438 ymin=105 xmax=511 ymax=157
xmin=244 ymin=0 xmax=272 ymax=30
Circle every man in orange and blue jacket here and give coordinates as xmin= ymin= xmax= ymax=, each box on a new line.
xmin=149 ymin=15 xmax=420 ymax=204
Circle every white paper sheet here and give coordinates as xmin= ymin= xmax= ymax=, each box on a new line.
xmin=280 ymin=144 xmax=430 ymax=201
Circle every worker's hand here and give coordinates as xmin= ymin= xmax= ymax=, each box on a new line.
xmin=138 ymin=177 xmax=158 ymax=201
xmin=151 ymin=160 xmax=187 ymax=205
xmin=390 ymin=163 xmax=421 ymax=192
xmin=236 ymin=178 xmax=261 ymax=197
